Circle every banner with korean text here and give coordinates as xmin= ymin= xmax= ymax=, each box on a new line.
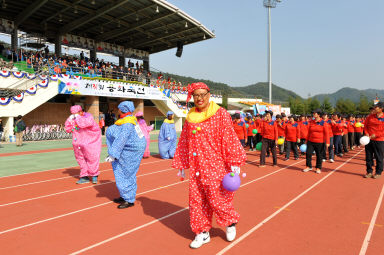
xmin=58 ymin=78 xmax=168 ymax=100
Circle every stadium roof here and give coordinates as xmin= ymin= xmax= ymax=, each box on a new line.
xmin=0 ymin=0 xmax=215 ymax=54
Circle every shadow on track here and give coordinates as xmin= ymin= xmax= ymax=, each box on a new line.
xmin=137 ymin=196 xmax=227 ymax=241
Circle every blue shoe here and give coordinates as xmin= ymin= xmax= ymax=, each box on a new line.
xmin=76 ymin=177 xmax=90 ymax=184
xmin=92 ymin=176 xmax=98 ymax=184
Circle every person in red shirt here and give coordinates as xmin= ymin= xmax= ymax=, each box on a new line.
xmin=233 ymin=113 xmax=247 ymax=147
xmin=276 ymin=115 xmax=286 ymax=155
xmin=303 ymin=109 xmax=330 ymax=174
xmin=347 ymin=115 xmax=356 ymax=150
xmin=245 ymin=113 xmax=256 ymax=151
xmin=331 ymin=113 xmax=344 ymax=157
xmin=354 ymin=115 xmax=364 ymax=147
xmin=363 ymin=102 xmax=384 ymax=179
xmin=99 ymin=116 xmax=105 ymax=135
xmin=284 ymin=115 xmax=300 ymax=160
xmin=298 ymin=115 xmax=309 ymax=155
xmin=321 ymin=113 xmax=335 ymax=163
xmin=254 ymin=114 xmax=262 ymax=144
xmin=341 ymin=115 xmax=349 ymax=153
xmin=259 ymin=111 xmax=278 ymax=167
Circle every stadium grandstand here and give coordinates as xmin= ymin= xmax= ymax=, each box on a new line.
xmin=0 ymin=0 xmax=219 ymax=141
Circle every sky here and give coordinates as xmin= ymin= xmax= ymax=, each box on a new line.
xmin=1 ymin=0 xmax=382 ymax=98
xmin=149 ymin=0 xmax=384 ymax=98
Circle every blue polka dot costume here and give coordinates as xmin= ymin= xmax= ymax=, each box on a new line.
xmin=158 ymin=111 xmax=177 ymax=159
xmin=106 ymin=101 xmax=146 ymax=203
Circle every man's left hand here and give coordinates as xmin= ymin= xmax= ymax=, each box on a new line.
xmin=231 ymin=166 xmax=240 ymax=174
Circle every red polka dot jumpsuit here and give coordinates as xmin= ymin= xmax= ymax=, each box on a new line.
xmin=172 ymin=107 xmax=247 ymax=234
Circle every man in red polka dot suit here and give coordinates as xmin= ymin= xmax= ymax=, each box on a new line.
xmin=172 ymin=82 xmax=247 ymax=249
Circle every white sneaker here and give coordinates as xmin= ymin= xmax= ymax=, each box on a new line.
xmin=316 ymin=169 xmax=321 ymax=174
xmin=226 ymin=225 xmax=236 ymax=242
xmin=329 ymin=159 xmax=334 ymax=163
xmin=303 ymin=168 xmax=312 ymax=172
xmin=190 ymin=232 xmax=210 ymax=249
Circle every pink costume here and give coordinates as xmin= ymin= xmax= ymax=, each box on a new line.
xmin=135 ymin=111 xmax=153 ymax=158
xmin=65 ymin=105 xmax=102 ymax=177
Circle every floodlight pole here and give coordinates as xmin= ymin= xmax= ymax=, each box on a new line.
xmin=263 ymin=0 xmax=280 ymax=104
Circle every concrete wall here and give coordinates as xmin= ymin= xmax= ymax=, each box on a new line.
xmin=23 ymin=102 xmax=72 ymax=126
xmin=144 ymin=106 xmax=164 ymax=125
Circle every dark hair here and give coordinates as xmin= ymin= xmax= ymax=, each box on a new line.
xmin=375 ymin=102 xmax=384 ymax=109
xmin=234 ymin=113 xmax=240 ymax=119
xmin=312 ymin=109 xmax=322 ymax=115
xmin=281 ymin=113 xmax=286 ymax=117
xmin=17 ymin=115 xmax=22 ymax=120
xmin=332 ymin=112 xmax=341 ymax=118
xmin=275 ymin=114 xmax=282 ymax=119
xmin=321 ymin=112 xmax=328 ymax=117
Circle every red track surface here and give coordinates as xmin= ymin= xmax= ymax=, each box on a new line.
xmin=0 ymin=149 xmax=383 ymax=255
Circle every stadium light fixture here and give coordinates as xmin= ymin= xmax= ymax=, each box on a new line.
xmin=203 ymin=34 xmax=206 ymax=40
xmin=156 ymin=5 xmax=159 ymax=13
xmin=136 ymin=14 xmax=139 ymax=21
xmin=1 ymin=0 xmax=6 ymax=9
xmin=100 ymin=26 xmax=104 ymax=34
xmin=59 ymin=14 xmax=63 ymax=22
xmin=91 ymin=0 xmax=95 ymax=5
xmin=185 ymin=22 xmax=188 ymax=28
xmin=74 ymin=5 xmax=78 ymax=14
xmin=263 ymin=0 xmax=282 ymax=104
xmin=117 ymin=20 xmax=121 ymax=28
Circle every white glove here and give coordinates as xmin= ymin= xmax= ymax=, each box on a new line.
xmin=74 ymin=114 xmax=80 ymax=118
xmin=231 ymin=166 xmax=241 ymax=174
xmin=70 ymin=114 xmax=76 ymax=120
xmin=105 ymin=155 xmax=115 ymax=162
xmin=167 ymin=137 xmax=171 ymax=141
xmin=150 ymin=124 xmax=154 ymax=129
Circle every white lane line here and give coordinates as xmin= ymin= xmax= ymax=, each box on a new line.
xmin=0 ymin=157 xmax=262 ymax=235
xmin=216 ymin=150 xmax=362 ymax=255
xmin=0 ymin=180 xmax=189 ymax=235
xmin=0 ymin=155 xmax=164 ymax=179
xmin=0 ymin=167 xmax=175 ymax=207
xmin=68 ymin=159 xmax=305 ymax=254
xmin=0 ymin=169 xmax=113 ymax=190
xmin=0 ymin=159 xmax=170 ymax=190
xmin=69 ymin=207 xmax=189 ymax=255
xmin=359 ymin=184 xmax=384 ymax=255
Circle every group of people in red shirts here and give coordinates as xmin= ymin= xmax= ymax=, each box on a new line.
xmin=232 ymin=102 xmax=384 ymax=178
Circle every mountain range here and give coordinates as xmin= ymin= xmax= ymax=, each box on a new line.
xmin=161 ymin=72 xmax=381 ymax=104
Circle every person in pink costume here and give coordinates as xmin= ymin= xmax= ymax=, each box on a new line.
xmin=65 ymin=105 xmax=102 ymax=184
xmin=135 ymin=111 xmax=154 ymax=158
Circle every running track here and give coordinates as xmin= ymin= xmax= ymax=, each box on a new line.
xmin=0 ymin=148 xmax=383 ymax=254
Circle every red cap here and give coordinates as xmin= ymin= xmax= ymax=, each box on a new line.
xmin=186 ymin=82 xmax=210 ymax=103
